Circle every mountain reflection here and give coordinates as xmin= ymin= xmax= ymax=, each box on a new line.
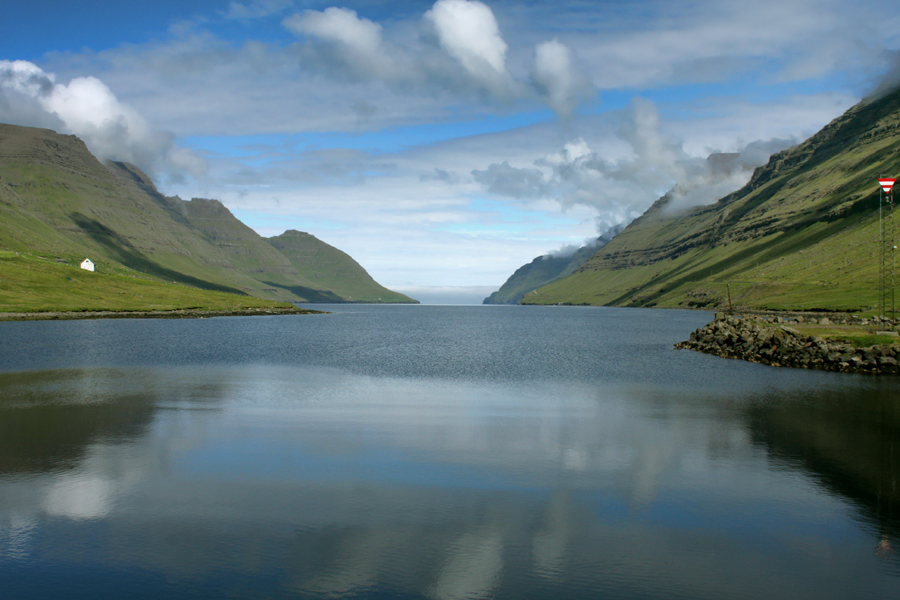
xmin=1 ymin=365 xmax=898 ymax=598
xmin=0 ymin=369 xmax=159 ymax=474
xmin=743 ymin=387 xmax=900 ymax=543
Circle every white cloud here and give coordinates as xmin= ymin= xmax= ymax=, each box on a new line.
xmin=284 ymin=7 xmax=392 ymax=78
xmin=287 ymin=7 xmax=382 ymax=54
xmin=472 ymin=98 xmax=795 ymax=232
xmin=424 ymin=0 xmax=514 ymax=98
xmin=543 ymin=0 xmax=900 ymax=92
xmin=531 ymin=39 xmax=591 ymax=118
xmin=41 ymin=0 xmax=897 ymax=140
xmin=0 ymin=60 xmax=206 ymax=181
xmin=281 ymin=1 xmax=521 ymax=103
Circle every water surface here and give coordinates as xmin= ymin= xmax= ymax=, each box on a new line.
xmin=1 ymin=305 xmax=898 ymax=599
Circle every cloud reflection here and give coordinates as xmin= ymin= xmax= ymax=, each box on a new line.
xmin=0 ymin=364 xmax=898 ymax=598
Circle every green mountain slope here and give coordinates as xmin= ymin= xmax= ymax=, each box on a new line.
xmin=267 ymin=230 xmax=416 ymax=303
xmin=0 ymin=122 xmax=415 ymax=309
xmin=524 ymin=88 xmax=900 ymax=313
xmin=0 ymin=251 xmax=294 ymax=313
xmin=483 ymin=225 xmax=623 ymax=304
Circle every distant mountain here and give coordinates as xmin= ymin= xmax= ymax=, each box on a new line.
xmin=523 ymin=87 xmax=900 ymax=312
xmin=0 ymin=122 xmax=417 ymax=307
xmin=268 ymin=230 xmax=415 ymax=303
xmin=483 ymin=225 xmax=624 ymax=304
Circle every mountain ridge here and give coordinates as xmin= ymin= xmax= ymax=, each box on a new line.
xmin=483 ymin=224 xmax=624 ymax=304
xmin=522 ymin=88 xmax=900 ymax=312
xmin=0 ymin=122 xmax=417 ymax=308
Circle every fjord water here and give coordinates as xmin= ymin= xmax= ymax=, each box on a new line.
xmin=0 ymin=305 xmax=898 ymax=599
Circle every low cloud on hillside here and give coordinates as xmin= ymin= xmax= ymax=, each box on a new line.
xmin=473 ymin=98 xmax=796 ymax=233
xmin=0 ymin=60 xmax=205 ymax=182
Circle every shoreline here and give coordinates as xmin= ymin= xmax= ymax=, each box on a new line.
xmin=0 ymin=307 xmax=325 ymax=321
xmin=676 ymin=313 xmax=900 ymax=374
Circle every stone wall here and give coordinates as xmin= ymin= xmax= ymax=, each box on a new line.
xmin=675 ymin=314 xmax=900 ymax=374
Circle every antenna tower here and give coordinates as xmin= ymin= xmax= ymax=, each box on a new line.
xmin=879 ymin=177 xmax=896 ymax=323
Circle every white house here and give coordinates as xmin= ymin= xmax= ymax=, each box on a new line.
xmin=80 ymin=258 xmax=95 ymax=272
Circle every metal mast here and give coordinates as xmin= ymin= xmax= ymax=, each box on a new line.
xmin=879 ymin=178 xmax=896 ymax=323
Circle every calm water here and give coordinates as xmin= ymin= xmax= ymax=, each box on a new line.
xmin=0 ymin=305 xmax=898 ymax=599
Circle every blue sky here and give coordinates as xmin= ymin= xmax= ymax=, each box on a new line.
xmin=2 ymin=1 xmax=899 ymax=302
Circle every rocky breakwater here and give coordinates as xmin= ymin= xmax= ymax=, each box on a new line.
xmin=675 ymin=314 xmax=900 ymax=374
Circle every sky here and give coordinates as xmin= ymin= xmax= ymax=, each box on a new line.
xmin=2 ymin=1 xmax=899 ymax=303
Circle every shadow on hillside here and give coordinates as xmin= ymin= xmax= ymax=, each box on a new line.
xmin=107 ymin=161 xmax=197 ymax=229
xmin=259 ymin=280 xmax=345 ymax=303
xmin=71 ymin=212 xmax=247 ymax=296
xmin=612 ymin=202 xmax=878 ymax=307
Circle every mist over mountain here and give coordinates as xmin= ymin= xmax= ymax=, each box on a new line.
xmin=483 ymin=224 xmax=624 ymax=305
xmin=522 ymin=87 xmax=900 ymax=312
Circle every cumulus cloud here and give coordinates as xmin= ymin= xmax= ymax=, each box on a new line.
xmin=532 ymin=39 xmax=592 ymax=118
xmin=424 ymin=0 xmax=514 ymax=97
xmin=281 ymin=1 xmax=588 ymax=112
xmin=473 ymin=98 xmax=794 ymax=232
xmin=0 ymin=60 xmax=206 ymax=181
xmin=284 ymin=7 xmax=391 ymax=78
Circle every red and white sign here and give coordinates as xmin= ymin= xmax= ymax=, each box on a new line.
xmin=879 ymin=178 xmax=896 ymax=193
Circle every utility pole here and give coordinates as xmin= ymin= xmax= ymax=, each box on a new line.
xmin=726 ymin=283 xmax=733 ymax=316
xmin=878 ymin=178 xmax=896 ymax=323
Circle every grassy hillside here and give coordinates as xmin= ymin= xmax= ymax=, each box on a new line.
xmin=484 ymin=247 xmax=596 ymax=305
xmin=267 ymin=230 xmax=417 ymax=303
xmin=0 ymin=252 xmax=295 ymax=313
xmin=524 ymin=88 xmax=900 ymax=314
xmin=483 ymin=225 xmax=623 ymax=304
xmin=0 ymin=122 xmax=415 ymax=308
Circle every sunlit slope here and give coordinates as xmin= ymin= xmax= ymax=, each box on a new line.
xmin=484 ymin=245 xmax=597 ymax=305
xmin=0 ymin=251 xmax=294 ymax=313
xmin=524 ymin=88 xmax=900 ymax=312
xmin=0 ymin=122 xmax=412 ymax=306
xmin=168 ymin=197 xmax=334 ymax=301
xmin=484 ymin=226 xmax=622 ymax=304
xmin=0 ymin=131 xmax=256 ymax=292
xmin=267 ymin=230 xmax=417 ymax=303
xmin=0 ymin=124 xmax=286 ymax=297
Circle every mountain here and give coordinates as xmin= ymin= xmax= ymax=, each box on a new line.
xmin=483 ymin=225 xmax=623 ymax=304
xmin=0 ymin=122 xmax=416 ymax=309
xmin=523 ymin=87 xmax=900 ymax=313
xmin=267 ymin=230 xmax=415 ymax=303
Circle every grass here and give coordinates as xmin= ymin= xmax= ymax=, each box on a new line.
xmin=1 ymin=159 xmax=415 ymax=305
xmin=790 ymin=323 xmax=900 ymax=347
xmin=267 ymin=230 xmax=417 ymax=303
xmin=0 ymin=252 xmax=297 ymax=313
xmin=522 ymin=89 xmax=900 ymax=312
